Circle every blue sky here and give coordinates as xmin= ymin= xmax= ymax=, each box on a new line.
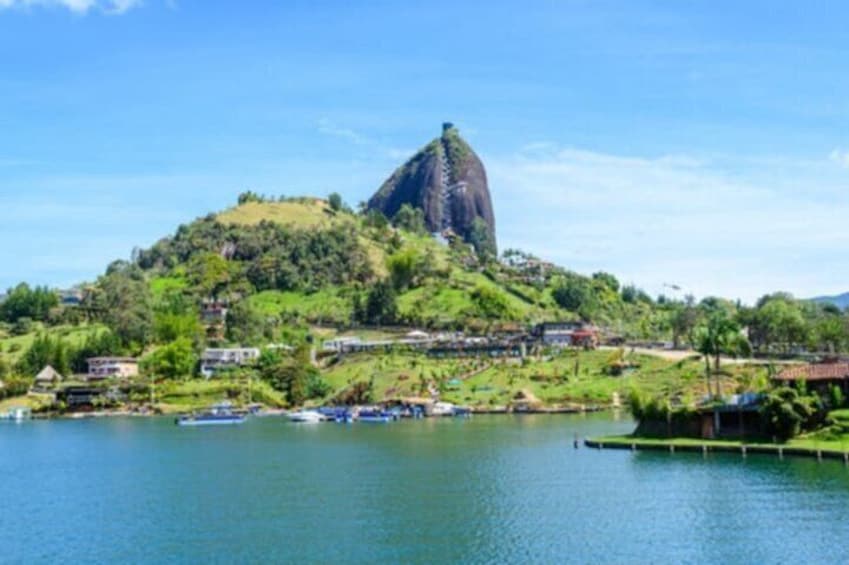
xmin=1 ymin=0 xmax=849 ymax=302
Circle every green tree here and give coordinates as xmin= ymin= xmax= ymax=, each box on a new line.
xmin=386 ymin=248 xmax=427 ymax=292
xmin=670 ymin=296 xmax=699 ymax=348
xmin=328 ymin=192 xmax=344 ymax=212
xmin=154 ymin=312 xmax=204 ymax=345
xmin=552 ymin=276 xmax=598 ymax=321
xmin=760 ymin=387 xmax=816 ymax=440
xmin=260 ymin=345 xmax=325 ymax=406
xmin=470 ymin=285 xmax=514 ymax=319
xmin=141 ymin=338 xmax=196 ymax=379
xmin=188 ymin=252 xmax=232 ymax=299
xmin=11 ymin=317 xmax=34 ymax=336
xmin=17 ymin=334 xmax=70 ymax=377
xmin=226 ymin=301 xmax=268 ymax=345
xmin=88 ymin=262 xmax=153 ymax=351
xmin=0 ymin=283 xmax=58 ymax=323
xmin=694 ymin=309 xmax=751 ymax=398
xmin=468 ymin=217 xmax=496 ymax=260
xmin=592 ymin=272 xmax=620 ymax=293
xmin=238 ymin=191 xmax=264 ymax=204
xmin=392 ymin=204 xmax=428 ymax=235
xmin=361 ymin=280 xmax=397 ymax=326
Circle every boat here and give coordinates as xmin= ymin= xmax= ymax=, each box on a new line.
xmin=357 ymin=409 xmax=394 ymax=423
xmin=320 ymin=407 xmax=354 ymax=423
xmin=452 ymin=406 xmax=473 ymax=418
xmin=3 ymin=406 xmax=32 ymax=421
xmin=175 ymin=402 xmax=246 ymax=426
xmin=287 ymin=410 xmax=325 ymax=423
xmin=432 ymin=402 xmax=456 ymax=417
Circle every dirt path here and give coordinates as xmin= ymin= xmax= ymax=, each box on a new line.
xmin=600 ymin=346 xmax=799 ymax=366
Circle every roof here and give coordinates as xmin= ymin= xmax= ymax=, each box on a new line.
xmin=87 ymin=357 xmax=138 ymax=363
xmin=35 ymin=365 xmax=64 ymax=382
xmin=774 ymin=363 xmax=849 ymax=382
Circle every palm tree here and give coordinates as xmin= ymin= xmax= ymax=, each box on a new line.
xmin=695 ymin=311 xmax=751 ymax=400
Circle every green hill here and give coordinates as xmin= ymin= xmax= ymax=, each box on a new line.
xmin=0 ymin=191 xmax=784 ymax=413
xmin=139 ymin=194 xmax=576 ymax=331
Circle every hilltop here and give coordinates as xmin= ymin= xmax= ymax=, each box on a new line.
xmin=368 ymin=123 xmax=497 ymax=255
xmin=811 ymin=292 xmax=849 ymax=310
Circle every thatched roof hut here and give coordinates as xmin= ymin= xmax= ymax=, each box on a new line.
xmin=34 ymin=365 xmax=64 ymax=384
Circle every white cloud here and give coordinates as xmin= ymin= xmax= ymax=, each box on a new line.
xmin=317 ymin=118 xmax=368 ymax=145
xmin=317 ymin=118 xmax=415 ymax=162
xmin=829 ymin=148 xmax=849 ymax=168
xmin=0 ymin=0 xmax=141 ymax=14
xmin=487 ymin=145 xmax=849 ymax=303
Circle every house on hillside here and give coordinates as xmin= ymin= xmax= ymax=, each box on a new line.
xmin=58 ymin=289 xmax=84 ymax=306
xmin=87 ymin=357 xmax=139 ymax=380
xmin=322 ymin=337 xmax=362 ymax=353
xmin=773 ymin=362 xmax=849 ymax=396
xmin=201 ymin=298 xmax=229 ymax=341
xmin=200 ymin=347 xmax=260 ymax=378
xmin=533 ymin=322 xmax=600 ymax=349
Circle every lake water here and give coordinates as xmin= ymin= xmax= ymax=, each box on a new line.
xmin=3 ymin=413 xmax=849 ymax=563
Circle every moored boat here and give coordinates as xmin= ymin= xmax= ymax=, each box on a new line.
xmin=432 ymin=402 xmax=456 ymax=417
xmin=452 ymin=406 xmax=472 ymax=418
xmin=287 ymin=410 xmax=325 ymax=423
xmin=175 ymin=402 xmax=246 ymax=426
xmin=357 ymin=409 xmax=394 ymax=423
xmin=3 ymin=406 xmax=32 ymax=421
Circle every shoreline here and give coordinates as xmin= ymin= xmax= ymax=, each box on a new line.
xmin=20 ymin=405 xmax=611 ymax=420
xmin=585 ymin=435 xmax=849 ymax=463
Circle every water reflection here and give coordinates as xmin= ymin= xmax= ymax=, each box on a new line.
xmin=3 ymin=414 xmax=849 ymax=563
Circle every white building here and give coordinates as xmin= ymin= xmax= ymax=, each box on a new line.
xmin=535 ymin=322 xmax=599 ymax=348
xmin=200 ymin=348 xmax=261 ymax=378
xmin=322 ymin=336 xmax=362 ymax=353
xmin=87 ymin=357 xmax=139 ymax=380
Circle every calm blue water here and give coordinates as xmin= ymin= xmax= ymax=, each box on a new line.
xmin=3 ymin=413 xmax=849 ymax=564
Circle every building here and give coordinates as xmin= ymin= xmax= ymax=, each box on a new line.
xmin=34 ymin=365 xmax=65 ymax=387
xmin=58 ymin=289 xmax=84 ymax=306
xmin=322 ymin=337 xmax=362 ymax=353
xmin=201 ymin=299 xmax=229 ymax=341
xmin=87 ymin=357 xmax=139 ymax=380
xmin=200 ymin=348 xmax=260 ymax=378
xmin=533 ymin=322 xmax=600 ymax=349
xmin=773 ymin=362 xmax=849 ymax=396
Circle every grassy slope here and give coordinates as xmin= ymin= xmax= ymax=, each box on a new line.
xmin=0 ymin=323 xmax=107 ymax=364
xmin=217 ymin=199 xmax=340 ymax=229
xmin=155 ymin=378 xmax=286 ymax=412
xmin=249 ymin=288 xmax=353 ymax=324
xmin=321 ymin=349 xmax=769 ymax=408
xmin=214 ymin=200 xmax=561 ymax=326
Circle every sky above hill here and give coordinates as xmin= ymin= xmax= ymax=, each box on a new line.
xmin=1 ymin=0 xmax=848 ymax=303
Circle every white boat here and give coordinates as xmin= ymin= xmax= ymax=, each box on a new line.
xmin=432 ymin=402 xmax=456 ymax=417
xmin=288 ymin=410 xmax=325 ymax=423
xmin=4 ymin=406 xmax=32 ymax=421
xmin=175 ymin=402 xmax=246 ymax=426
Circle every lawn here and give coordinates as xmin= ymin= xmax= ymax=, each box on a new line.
xmin=249 ymin=289 xmax=353 ymax=325
xmin=149 ymin=275 xmax=188 ymax=299
xmin=0 ymin=323 xmax=107 ymax=363
xmin=155 ymin=377 xmax=286 ymax=412
xmin=216 ymin=199 xmax=347 ymax=229
xmin=319 ymin=348 xmax=769 ymax=409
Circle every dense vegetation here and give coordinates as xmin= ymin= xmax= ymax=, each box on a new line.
xmin=2 ymin=192 xmax=849 ymax=426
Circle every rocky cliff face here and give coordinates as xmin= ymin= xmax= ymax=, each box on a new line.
xmin=367 ymin=124 xmax=497 ymax=253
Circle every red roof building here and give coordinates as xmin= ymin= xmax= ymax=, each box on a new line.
xmin=773 ymin=363 xmax=849 ymax=382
